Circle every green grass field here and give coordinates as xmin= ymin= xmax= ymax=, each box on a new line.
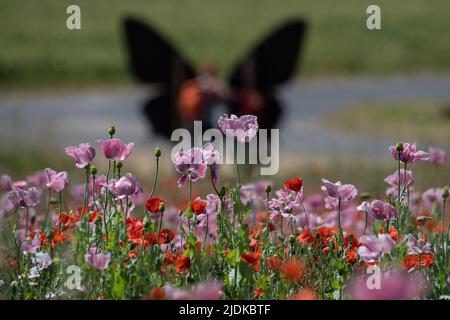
xmin=322 ymin=100 xmax=450 ymax=151
xmin=1 ymin=0 xmax=450 ymax=90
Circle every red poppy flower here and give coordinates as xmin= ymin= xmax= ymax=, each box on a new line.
xmin=346 ymin=248 xmax=358 ymax=264
xmin=143 ymin=287 xmax=165 ymax=300
xmin=159 ymin=229 xmax=175 ymax=244
xmin=191 ymin=199 xmax=207 ymax=214
xmin=379 ymin=226 xmax=398 ymax=241
xmin=284 ymin=177 xmax=303 ymax=192
xmin=145 ymin=197 xmax=166 ymax=213
xmin=241 ymin=252 xmax=262 ymax=272
xmin=267 ymin=257 xmax=282 ymax=271
xmin=253 ymin=287 xmax=264 ymax=299
xmin=296 ymin=229 xmax=316 ymax=245
xmin=89 ymin=211 xmax=102 ymax=223
xmin=402 ymin=253 xmax=434 ymax=269
xmin=51 ymin=229 xmax=68 ymax=246
xmin=280 ymin=259 xmax=304 ymax=282
xmin=175 ymin=255 xmax=191 ymax=273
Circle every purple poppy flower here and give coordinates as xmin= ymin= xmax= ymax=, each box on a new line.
xmin=384 ymin=169 xmax=414 ymax=187
xmin=407 ymin=234 xmax=432 ymax=255
xmin=97 ymin=138 xmax=134 ymax=161
xmin=218 ymin=114 xmax=258 ymax=143
xmin=357 ymin=234 xmax=395 ymax=262
xmin=26 ymin=170 xmax=48 ymax=188
xmin=108 ymin=173 xmax=142 ymax=199
xmin=45 ymin=170 xmax=69 ymax=193
xmin=389 ymin=142 xmax=428 ymax=164
xmin=321 ymin=179 xmax=357 ymax=201
xmin=84 ymin=247 xmax=111 ymax=270
xmin=65 ymin=143 xmax=96 ymax=168
xmin=428 ymin=146 xmax=446 ymax=165
xmin=347 ymin=269 xmax=424 ymax=300
xmin=174 ymin=147 xmax=207 ymax=187
xmin=206 ymin=194 xmax=221 ymax=215
xmin=0 ymin=174 xmax=13 ymax=191
xmin=8 ymin=187 xmax=40 ymax=208
xmin=422 ymin=188 xmax=444 ymax=210
xmin=269 ymin=189 xmax=301 ymax=223
xmin=366 ymin=199 xmax=398 ymax=221
xmin=165 ymin=281 xmax=223 ymax=300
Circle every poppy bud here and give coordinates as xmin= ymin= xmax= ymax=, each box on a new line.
xmin=90 ymin=165 xmax=97 ymax=176
xmin=289 ymin=234 xmax=296 ymax=244
xmin=154 ymin=147 xmax=161 ymax=158
xmin=443 ymin=187 xmax=449 ymax=199
xmin=417 ymin=216 xmax=433 ymax=223
xmin=360 ymin=192 xmax=371 ymax=200
xmin=219 ymin=186 xmax=226 ymax=197
xmin=159 ymin=202 xmax=165 ymax=213
xmin=108 ymin=125 xmax=116 ymax=137
xmin=395 ymin=142 xmax=404 ymax=152
xmin=265 ymin=185 xmax=272 ymax=193
xmin=116 ymin=161 xmax=123 ymax=169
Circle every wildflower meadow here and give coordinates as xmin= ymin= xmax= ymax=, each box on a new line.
xmin=0 ymin=114 xmax=448 ymax=301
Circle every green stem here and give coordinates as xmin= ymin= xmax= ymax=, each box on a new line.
xmin=149 ymin=156 xmax=159 ymax=199
xmin=83 ymin=165 xmax=90 ymax=215
xmin=235 ymin=164 xmax=241 ymax=187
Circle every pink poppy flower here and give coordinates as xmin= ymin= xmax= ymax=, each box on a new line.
xmin=218 ymin=114 xmax=259 ymax=143
xmin=8 ymin=187 xmax=40 ymax=208
xmin=174 ymin=147 xmax=207 ymax=187
xmin=65 ymin=143 xmax=96 ymax=168
xmin=347 ymin=269 xmax=424 ymax=300
xmin=108 ymin=173 xmax=142 ymax=199
xmin=422 ymin=187 xmax=445 ymax=210
xmin=45 ymin=170 xmax=69 ymax=193
xmin=366 ymin=199 xmax=398 ymax=221
xmin=428 ymin=146 xmax=446 ymax=165
xmin=165 ymin=281 xmax=223 ymax=300
xmin=0 ymin=174 xmax=13 ymax=191
xmin=407 ymin=234 xmax=432 ymax=255
xmin=84 ymin=247 xmax=111 ymax=270
xmin=97 ymin=138 xmax=134 ymax=161
xmin=389 ymin=142 xmax=428 ymax=164
xmin=357 ymin=234 xmax=395 ymax=262
xmin=321 ymin=179 xmax=357 ymax=201
xmin=384 ymin=169 xmax=414 ymax=187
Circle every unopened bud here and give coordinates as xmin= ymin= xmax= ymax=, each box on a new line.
xmin=108 ymin=125 xmax=116 ymax=137
xmin=443 ymin=187 xmax=449 ymax=199
xmin=265 ymin=185 xmax=272 ymax=193
xmin=116 ymin=161 xmax=123 ymax=169
xmin=396 ymin=142 xmax=404 ymax=152
xmin=159 ymin=202 xmax=165 ymax=213
xmin=90 ymin=165 xmax=97 ymax=176
xmin=154 ymin=148 xmax=161 ymax=158
xmin=219 ymin=186 xmax=226 ymax=197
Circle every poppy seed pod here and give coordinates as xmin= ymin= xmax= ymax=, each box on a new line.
xmin=159 ymin=202 xmax=165 ymax=213
xmin=116 ymin=161 xmax=123 ymax=169
xmin=108 ymin=125 xmax=116 ymax=137
xmin=396 ymin=142 xmax=404 ymax=152
xmin=154 ymin=147 xmax=161 ymax=158
xmin=90 ymin=165 xmax=97 ymax=176
xmin=219 ymin=186 xmax=226 ymax=197
xmin=443 ymin=187 xmax=449 ymax=199
xmin=265 ymin=185 xmax=272 ymax=193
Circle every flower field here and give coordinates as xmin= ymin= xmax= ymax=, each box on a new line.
xmin=0 ymin=115 xmax=448 ymax=300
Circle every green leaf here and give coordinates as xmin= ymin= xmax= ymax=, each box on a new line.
xmin=112 ymin=272 xmax=127 ymax=300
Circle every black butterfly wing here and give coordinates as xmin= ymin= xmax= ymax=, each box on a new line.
xmin=227 ymin=19 xmax=307 ymax=130
xmin=123 ymin=17 xmax=196 ymax=137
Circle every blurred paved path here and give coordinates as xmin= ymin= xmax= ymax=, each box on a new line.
xmin=1 ymin=74 xmax=450 ymax=157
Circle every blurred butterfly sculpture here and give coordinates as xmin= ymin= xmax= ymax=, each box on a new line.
xmin=123 ymin=17 xmax=308 ymax=139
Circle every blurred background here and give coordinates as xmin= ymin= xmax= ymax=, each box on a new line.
xmin=0 ymin=0 xmax=449 ymax=198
